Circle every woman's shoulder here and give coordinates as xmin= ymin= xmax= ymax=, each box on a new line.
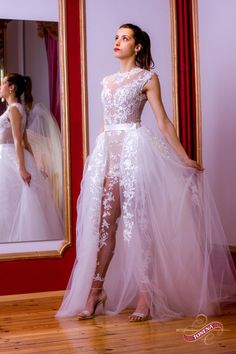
xmin=101 ymin=66 xmax=158 ymax=83
xmin=100 ymin=67 xmax=158 ymax=86
xmin=8 ymin=102 xmax=24 ymax=110
xmin=7 ymin=102 xmax=26 ymax=117
xmin=137 ymin=67 xmax=158 ymax=79
xmin=100 ymin=72 xmax=115 ymax=85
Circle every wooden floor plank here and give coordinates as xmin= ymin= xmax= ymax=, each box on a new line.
xmin=0 ymin=293 xmax=235 ymax=353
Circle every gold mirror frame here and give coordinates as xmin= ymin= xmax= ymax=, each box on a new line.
xmin=80 ymin=0 xmax=89 ymax=161
xmin=0 ymin=0 xmax=71 ymax=261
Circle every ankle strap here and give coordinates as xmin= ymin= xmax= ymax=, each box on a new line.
xmin=91 ymin=287 xmax=103 ymax=290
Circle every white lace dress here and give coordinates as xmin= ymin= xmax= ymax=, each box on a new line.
xmin=58 ymin=67 xmax=236 ymax=321
xmin=0 ymin=102 xmax=64 ymax=242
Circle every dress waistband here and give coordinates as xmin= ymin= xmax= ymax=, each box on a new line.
xmin=104 ymin=122 xmax=141 ymax=132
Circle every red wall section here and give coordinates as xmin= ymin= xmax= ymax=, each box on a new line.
xmin=0 ymin=0 xmax=82 ymax=296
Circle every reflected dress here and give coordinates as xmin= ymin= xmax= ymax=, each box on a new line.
xmin=58 ymin=67 xmax=236 ymax=320
xmin=0 ymin=102 xmax=64 ymax=242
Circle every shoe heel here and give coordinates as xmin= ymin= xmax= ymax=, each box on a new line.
xmin=95 ymin=297 xmax=107 ymax=315
xmin=77 ymin=289 xmax=107 ymax=320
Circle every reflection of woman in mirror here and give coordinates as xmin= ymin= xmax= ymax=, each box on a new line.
xmin=58 ymin=24 xmax=236 ymax=322
xmin=0 ymin=73 xmax=64 ymax=242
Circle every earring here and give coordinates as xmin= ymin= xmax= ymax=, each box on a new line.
xmin=9 ymin=89 xmax=12 ymax=94
xmin=135 ymin=52 xmax=138 ymax=56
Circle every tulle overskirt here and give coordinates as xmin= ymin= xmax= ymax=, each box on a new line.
xmin=0 ymin=144 xmax=64 ymax=242
xmin=57 ymin=127 xmax=236 ymax=320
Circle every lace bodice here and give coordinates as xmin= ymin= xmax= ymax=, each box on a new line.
xmin=101 ymin=67 xmax=155 ymax=125
xmin=0 ymin=103 xmax=26 ymax=144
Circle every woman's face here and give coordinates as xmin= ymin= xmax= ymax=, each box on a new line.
xmin=114 ymin=27 xmax=137 ymax=60
xmin=0 ymin=77 xmax=11 ymax=99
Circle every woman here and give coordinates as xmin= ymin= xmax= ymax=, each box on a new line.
xmin=57 ymin=24 xmax=236 ymax=322
xmin=0 ymin=73 xmax=64 ymax=242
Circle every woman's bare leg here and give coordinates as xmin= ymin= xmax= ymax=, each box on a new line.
xmin=129 ymin=290 xmax=151 ymax=321
xmin=130 ymin=248 xmax=152 ymax=321
xmin=78 ymin=176 xmax=121 ymax=317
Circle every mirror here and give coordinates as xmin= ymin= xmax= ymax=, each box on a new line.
xmin=0 ymin=0 xmax=71 ymax=260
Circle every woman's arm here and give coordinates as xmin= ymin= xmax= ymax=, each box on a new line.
xmin=9 ymin=106 xmax=31 ymax=185
xmin=22 ymin=130 xmax=34 ymax=155
xmin=144 ymin=74 xmax=203 ymax=171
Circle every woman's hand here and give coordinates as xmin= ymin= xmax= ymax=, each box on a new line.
xmin=19 ymin=168 xmax=31 ymax=186
xmin=183 ymin=157 xmax=204 ymax=171
xmin=144 ymin=76 xmax=204 ymax=173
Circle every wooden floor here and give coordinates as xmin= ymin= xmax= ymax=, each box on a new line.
xmin=0 ymin=292 xmax=236 ymax=354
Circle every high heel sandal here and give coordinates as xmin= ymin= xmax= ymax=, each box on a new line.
xmin=129 ymin=311 xmax=151 ymax=322
xmin=77 ymin=288 xmax=107 ymax=320
xmin=129 ymin=291 xmax=151 ymax=322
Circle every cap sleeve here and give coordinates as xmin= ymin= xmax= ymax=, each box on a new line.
xmin=8 ymin=102 xmax=25 ymax=118
xmin=141 ymin=70 xmax=157 ymax=90
xmin=100 ymin=76 xmax=107 ymax=86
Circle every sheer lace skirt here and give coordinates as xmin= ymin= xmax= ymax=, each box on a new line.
xmin=57 ymin=127 xmax=236 ymax=320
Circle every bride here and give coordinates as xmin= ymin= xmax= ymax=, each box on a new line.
xmin=57 ymin=24 xmax=236 ymax=322
xmin=0 ymin=73 xmax=64 ymax=242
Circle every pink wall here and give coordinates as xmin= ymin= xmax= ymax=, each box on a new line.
xmin=198 ymin=0 xmax=236 ymax=246
xmin=0 ymin=0 xmax=58 ymax=21
xmin=24 ymin=21 xmax=50 ymax=108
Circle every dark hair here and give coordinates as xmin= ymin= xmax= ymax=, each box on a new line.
xmin=119 ymin=23 xmax=155 ymax=70
xmin=7 ymin=73 xmax=33 ymax=109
